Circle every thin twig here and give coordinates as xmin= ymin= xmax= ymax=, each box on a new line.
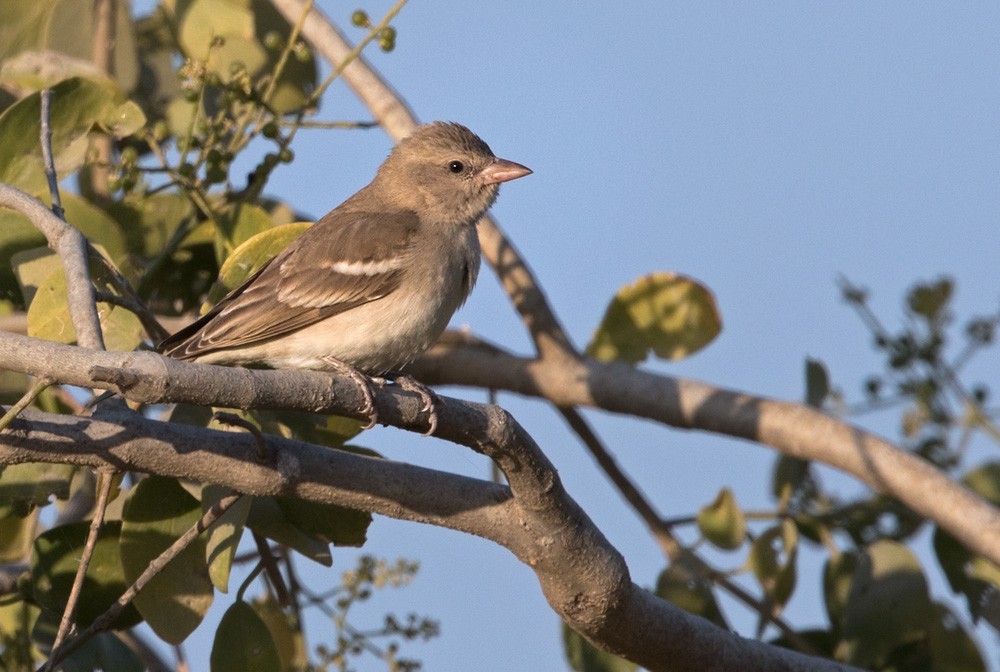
xmin=44 ymin=470 xmax=117 ymax=671
xmin=93 ymin=289 xmax=169 ymax=342
xmin=252 ymin=531 xmax=292 ymax=607
xmin=42 ymin=493 xmax=244 ymax=670
xmin=39 ymin=89 xmax=64 ymax=219
xmin=0 ymin=378 xmax=52 ymax=431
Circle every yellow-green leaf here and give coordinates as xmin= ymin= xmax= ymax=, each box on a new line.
xmin=203 ymin=484 xmax=250 ymax=593
xmin=179 ymin=0 xmax=266 ymax=77
xmin=18 ymin=248 xmax=143 ymax=351
xmin=255 ymin=596 xmax=308 ymax=671
xmin=586 ymin=272 xmax=722 ymax=363
xmin=204 ymin=221 xmax=309 ymax=307
xmin=696 ymin=488 xmax=746 ymax=550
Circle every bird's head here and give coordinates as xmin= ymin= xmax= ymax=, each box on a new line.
xmin=376 ymin=122 xmax=532 ymax=226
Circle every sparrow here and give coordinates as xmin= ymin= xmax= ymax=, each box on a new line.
xmin=158 ymin=122 xmax=532 ymax=433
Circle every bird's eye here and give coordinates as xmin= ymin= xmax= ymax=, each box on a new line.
xmin=447 ymin=160 xmax=465 ymax=174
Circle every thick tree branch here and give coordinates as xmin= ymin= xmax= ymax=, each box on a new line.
xmin=0 ymin=332 xmax=855 ymax=671
xmin=406 ymin=336 xmax=1000 ymax=567
xmin=269 ymin=0 xmax=576 ymax=360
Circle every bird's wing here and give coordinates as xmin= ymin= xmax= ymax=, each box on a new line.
xmin=159 ymin=210 xmax=420 ymax=360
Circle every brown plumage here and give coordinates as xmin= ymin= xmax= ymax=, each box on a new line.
xmin=159 ymin=122 xmax=531 ymax=377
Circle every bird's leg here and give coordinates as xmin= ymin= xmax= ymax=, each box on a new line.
xmin=384 ymin=372 xmax=441 ymax=436
xmin=320 ymin=356 xmax=378 ymax=429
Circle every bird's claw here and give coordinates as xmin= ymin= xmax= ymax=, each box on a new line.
xmin=322 ymin=357 xmax=379 ymax=429
xmin=390 ymin=373 xmax=441 ymax=436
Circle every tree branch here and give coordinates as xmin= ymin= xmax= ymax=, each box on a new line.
xmin=406 ymin=335 xmax=1000 ymax=567
xmin=0 ymin=185 xmax=104 ymax=350
xmin=0 ymin=332 xmax=856 ymax=671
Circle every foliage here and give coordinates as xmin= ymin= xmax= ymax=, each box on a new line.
xmin=0 ymin=0 xmax=997 ymax=670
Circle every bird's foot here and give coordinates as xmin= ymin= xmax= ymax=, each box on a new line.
xmin=321 ymin=357 xmax=378 ymax=429
xmin=385 ymin=372 xmax=441 ymax=436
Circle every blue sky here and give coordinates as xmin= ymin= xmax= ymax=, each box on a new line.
xmin=130 ymin=1 xmax=1000 ymax=669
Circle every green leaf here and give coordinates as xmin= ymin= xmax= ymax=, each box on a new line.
xmin=962 ymin=462 xmax=1000 ymax=505
xmin=203 ymin=485 xmax=251 ymax=593
xmin=838 ymin=540 xmax=933 ymax=667
xmin=770 ymin=455 xmax=816 ymax=504
xmin=654 ymin=562 xmax=728 ymax=629
xmin=120 ymin=476 xmax=214 ymax=644
xmin=250 ymin=0 xmax=318 ymax=113
xmin=61 ymin=194 xmax=128 ymax=261
xmin=822 ymin=552 xmax=857 ymax=632
xmin=927 ymin=602 xmax=985 ymax=672
xmin=0 ymin=0 xmax=139 ymax=92
xmin=804 ymin=357 xmax=829 ymax=408
xmin=179 ymin=0 xmax=267 ymax=77
xmin=275 ymin=496 xmax=371 ymax=547
xmin=562 ymin=621 xmax=637 ymax=672
xmin=0 ymin=208 xmax=46 ymax=306
xmin=586 ymin=272 xmax=722 ymax=363
xmin=30 ymin=520 xmax=142 ymax=629
xmin=0 ymin=77 xmax=145 ymax=196
xmin=907 ymin=277 xmax=953 ymax=320
xmin=696 ymin=487 xmax=745 ymax=550
xmin=245 ymin=496 xmax=332 ymax=566
xmin=748 ymin=519 xmax=798 ymax=609
xmin=930 ymin=463 xmax=1000 ymax=629
xmin=0 ymin=508 xmax=37 ymax=563
xmin=0 ymin=598 xmax=39 ymax=670
xmin=210 ymin=601 xmax=282 ymax=672
xmin=0 ymin=462 xmax=75 ymax=509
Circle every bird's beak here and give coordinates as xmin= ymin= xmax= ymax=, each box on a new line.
xmin=480 ymin=158 xmax=533 ymax=185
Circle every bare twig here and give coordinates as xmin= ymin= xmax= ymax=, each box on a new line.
xmin=43 ymin=493 xmax=244 ymax=670
xmin=39 ymin=89 xmax=64 ymax=219
xmin=93 ymin=288 xmax=169 ymax=342
xmin=252 ymin=531 xmax=292 ymax=607
xmin=0 ymin=377 xmax=52 ymax=431
xmin=44 ymin=470 xmax=117 ymax=671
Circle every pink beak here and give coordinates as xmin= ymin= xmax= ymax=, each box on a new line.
xmin=480 ymin=157 xmax=533 ymax=185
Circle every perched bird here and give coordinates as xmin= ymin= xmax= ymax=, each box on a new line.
xmin=158 ymin=122 xmax=531 ymax=433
